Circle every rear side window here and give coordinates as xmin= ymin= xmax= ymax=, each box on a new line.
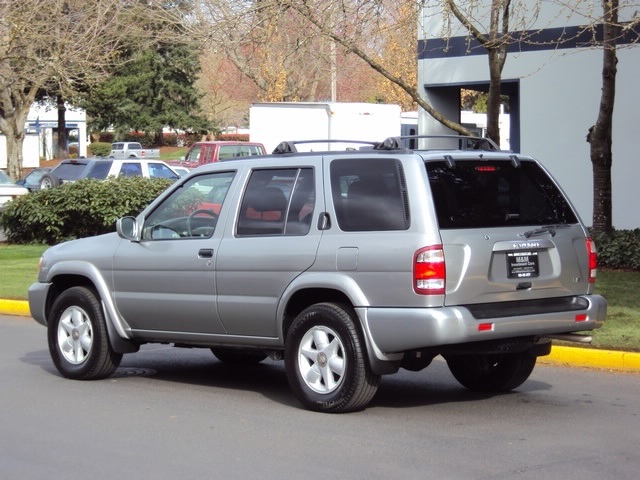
xmin=86 ymin=161 xmax=113 ymax=179
xmin=426 ymin=160 xmax=578 ymax=228
xmin=219 ymin=145 xmax=264 ymax=160
xmin=331 ymin=158 xmax=409 ymax=231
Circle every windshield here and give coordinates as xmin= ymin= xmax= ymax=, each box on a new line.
xmin=0 ymin=170 xmax=13 ymax=184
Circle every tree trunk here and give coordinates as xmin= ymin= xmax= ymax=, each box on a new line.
xmin=3 ymin=124 xmax=26 ymax=181
xmin=57 ymin=96 xmax=68 ymax=159
xmin=0 ymin=98 xmax=30 ymax=180
xmin=587 ymin=0 xmax=617 ymax=234
xmin=486 ymin=49 xmax=503 ymax=146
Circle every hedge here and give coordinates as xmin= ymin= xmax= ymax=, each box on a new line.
xmin=591 ymin=228 xmax=640 ymax=271
xmin=0 ymin=177 xmax=173 ymax=245
xmin=2 ymin=180 xmax=639 ymax=270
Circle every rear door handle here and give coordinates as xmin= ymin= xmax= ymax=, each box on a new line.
xmin=198 ymin=248 xmax=214 ymax=258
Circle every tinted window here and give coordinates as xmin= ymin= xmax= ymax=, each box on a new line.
xmin=53 ymin=162 xmax=90 ymax=180
xmin=426 ymin=160 xmax=578 ymax=228
xmin=86 ymin=161 xmax=113 ymax=179
xmin=330 ymin=158 xmax=409 ymax=231
xmin=120 ymin=163 xmax=143 ymax=177
xmin=142 ymin=172 xmax=235 ymax=240
xmin=237 ymin=168 xmax=314 ymax=236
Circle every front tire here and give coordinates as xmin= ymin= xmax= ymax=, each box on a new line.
xmin=285 ymin=303 xmax=380 ymax=413
xmin=47 ymin=286 xmax=122 ymax=380
xmin=445 ymin=353 xmax=537 ymax=392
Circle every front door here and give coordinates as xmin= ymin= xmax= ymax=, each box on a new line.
xmin=112 ymin=171 xmax=236 ymax=335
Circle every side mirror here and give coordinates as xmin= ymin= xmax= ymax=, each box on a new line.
xmin=116 ymin=216 xmax=140 ymax=242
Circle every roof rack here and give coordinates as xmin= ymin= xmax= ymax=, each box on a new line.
xmin=272 ymin=139 xmax=380 ymax=154
xmin=376 ymin=135 xmax=500 ymax=152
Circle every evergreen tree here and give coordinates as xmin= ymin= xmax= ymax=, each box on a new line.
xmin=84 ymin=41 xmax=209 ymax=144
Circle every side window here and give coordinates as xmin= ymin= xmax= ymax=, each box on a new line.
xmin=86 ymin=161 xmax=112 ymax=180
xmin=218 ymin=146 xmax=235 ymax=160
xmin=142 ymin=171 xmax=236 ymax=240
xmin=331 ymin=158 xmax=409 ymax=231
xmin=120 ymin=163 xmax=142 ymax=177
xmin=237 ymin=168 xmax=315 ymax=236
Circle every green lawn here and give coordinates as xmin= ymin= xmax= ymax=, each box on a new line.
xmin=0 ymin=243 xmax=638 ymax=351
xmin=159 ymin=146 xmax=189 ymax=161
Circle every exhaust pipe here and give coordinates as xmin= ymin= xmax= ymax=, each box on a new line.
xmin=543 ymin=333 xmax=593 ymax=344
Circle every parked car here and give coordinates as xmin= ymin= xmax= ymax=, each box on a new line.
xmin=169 ymin=165 xmax=190 ymax=177
xmin=178 ymin=141 xmax=266 ymax=168
xmin=39 ymin=158 xmax=179 ymax=189
xmin=15 ymin=167 xmax=51 ymax=192
xmin=28 ymin=136 xmax=606 ymax=413
xmin=109 ymin=142 xmax=160 ymax=159
xmin=0 ymin=170 xmax=29 ymax=210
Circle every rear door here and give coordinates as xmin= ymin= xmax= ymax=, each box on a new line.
xmin=425 ymin=156 xmax=591 ymax=306
xmin=215 ymin=164 xmax=321 ymax=337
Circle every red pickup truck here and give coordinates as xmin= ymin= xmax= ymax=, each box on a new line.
xmin=179 ymin=141 xmax=266 ymax=167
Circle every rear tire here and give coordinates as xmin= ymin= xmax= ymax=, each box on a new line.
xmin=47 ymin=286 xmax=122 ymax=380
xmin=285 ymin=303 xmax=380 ymax=413
xmin=40 ymin=173 xmax=60 ymax=189
xmin=445 ymin=353 xmax=536 ymax=392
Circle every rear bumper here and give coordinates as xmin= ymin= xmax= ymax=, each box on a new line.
xmin=361 ymin=294 xmax=607 ymax=354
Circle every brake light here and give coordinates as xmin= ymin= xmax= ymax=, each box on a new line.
xmin=414 ymin=246 xmax=446 ymax=295
xmin=586 ymin=238 xmax=597 ymax=284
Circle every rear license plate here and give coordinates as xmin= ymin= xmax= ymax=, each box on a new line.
xmin=506 ymin=251 xmax=539 ymax=278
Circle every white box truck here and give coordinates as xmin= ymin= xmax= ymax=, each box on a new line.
xmin=249 ymin=102 xmax=403 ymax=153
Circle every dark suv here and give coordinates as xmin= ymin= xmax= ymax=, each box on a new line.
xmin=29 ymin=136 xmax=606 ymax=412
xmin=39 ymin=158 xmax=179 ymax=189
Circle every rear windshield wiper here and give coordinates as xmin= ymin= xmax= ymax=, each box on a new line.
xmin=524 ymin=226 xmax=557 ymax=238
xmin=523 ymin=224 xmax=572 ymax=238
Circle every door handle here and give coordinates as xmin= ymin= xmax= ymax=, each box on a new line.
xmin=198 ymin=248 xmax=214 ymax=258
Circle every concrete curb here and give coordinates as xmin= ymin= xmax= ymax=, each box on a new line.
xmin=2 ymin=298 xmax=638 ymax=372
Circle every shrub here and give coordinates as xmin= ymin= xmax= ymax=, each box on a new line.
xmin=591 ymin=229 xmax=640 ymax=271
xmin=216 ymin=133 xmax=250 ymax=142
xmin=98 ymin=132 xmax=115 ymax=143
xmin=0 ymin=177 xmax=174 ymax=245
xmin=89 ymin=142 xmax=112 ymax=157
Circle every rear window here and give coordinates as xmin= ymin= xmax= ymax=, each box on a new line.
xmin=426 ymin=159 xmax=578 ymax=228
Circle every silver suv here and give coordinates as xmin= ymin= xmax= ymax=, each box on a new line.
xmin=28 ymin=136 xmax=606 ymax=413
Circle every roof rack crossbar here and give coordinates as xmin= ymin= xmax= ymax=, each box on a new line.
xmin=377 ymin=135 xmax=500 ymax=152
xmin=272 ymin=139 xmax=380 ymax=154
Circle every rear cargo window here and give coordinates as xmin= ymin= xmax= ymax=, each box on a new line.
xmin=426 ymin=160 xmax=578 ymax=228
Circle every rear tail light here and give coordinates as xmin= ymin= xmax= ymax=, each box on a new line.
xmin=586 ymin=238 xmax=597 ymax=284
xmin=414 ymin=246 xmax=446 ymax=295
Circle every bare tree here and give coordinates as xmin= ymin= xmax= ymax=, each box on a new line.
xmin=587 ymin=0 xmax=619 ymax=234
xmin=189 ymin=1 xmax=470 ymax=133
xmin=0 ymin=0 xmax=166 ymax=179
